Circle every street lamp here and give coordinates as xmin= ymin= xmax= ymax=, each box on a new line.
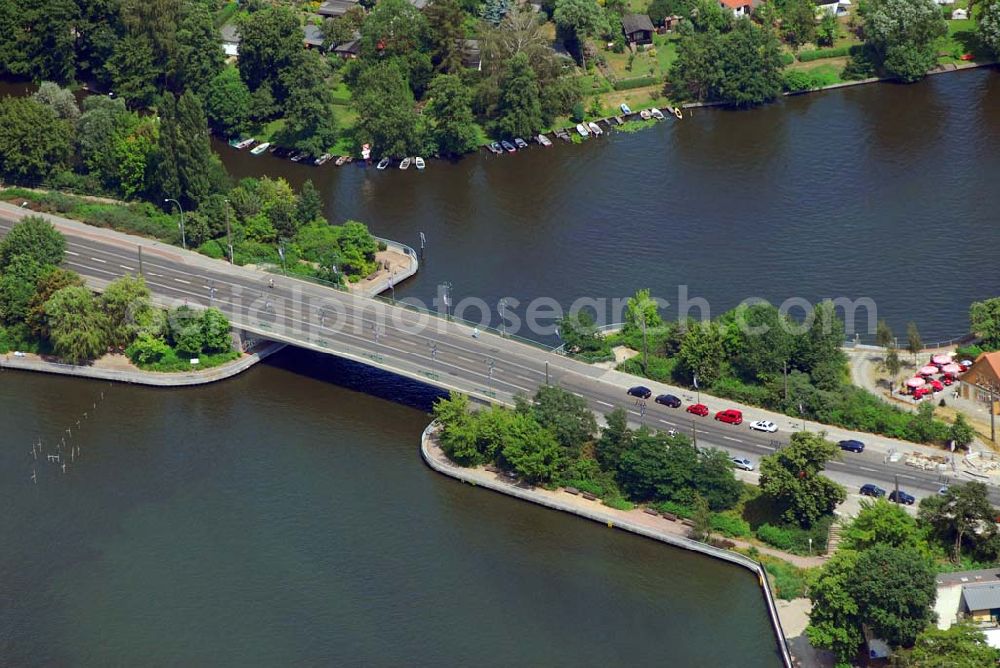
xmin=498 ymin=297 xmax=508 ymax=337
xmin=164 ymin=198 xmax=186 ymax=249
xmin=442 ymin=282 xmax=452 ymax=320
xmin=224 ymin=198 xmax=234 ymax=264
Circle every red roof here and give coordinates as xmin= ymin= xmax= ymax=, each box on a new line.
xmin=719 ymin=0 xmax=749 ymax=7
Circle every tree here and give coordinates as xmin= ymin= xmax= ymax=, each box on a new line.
xmin=624 ymin=288 xmax=664 ymax=337
xmin=77 ymin=96 xmax=138 ymax=190
xmin=45 ymin=285 xmax=109 ymax=364
xmin=113 ymin=118 xmax=158 ymax=199
xmin=237 ymin=5 xmax=301 ymax=99
xmin=861 ymin=0 xmax=946 ymax=82
xmin=758 ymin=431 xmax=846 ymax=527
xmin=980 ymin=1 xmax=1000 ymax=56
xmin=689 ymin=494 xmax=712 ymax=541
xmin=200 ymin=308 xmax=233 ymax=353
xmin=0 ymin=254 xmax=44 ymax=325
xmin=919 ymin=481 xmax=998 ymax=562
xmin=499 ymin=411 xmax=565 ymax=483
xmin=32 ymin=82 xmax=80 ymax=124
xmin=876 ymin=318 xmax=894 ymax=348
xmin=617 ymin=429 xmax=696 ymax=502
xmin=906 ymin=321 xmax=923 ymax=363
xmin=167 ymin=305 xmax=205 ymax=357
xmin=557 ymin=310 xmax=608 ymax=357
xmin=425 ymin=74 xmax=480 ymax=157
xmin=883 ymin=348 xmax=902 ymax=387
xmin=695 ymin=448 xmax=743 ymax=511
xmin=204 ymin=67 xmax=252 ymax=138
xmin=892 ymin=623 xmax=1000 ymax=667
xmin=353 ymin=61 xmax=423 ymax=157
xmin=816 ymin=12 xmax=839 ymax=47
xmin=730 ymin=302 xmax=793 ymax=383
xmin=0 ymin=97 xmax=72 ymax=184
xmin=553 ymin=0 xmax=608 ymax=65
xmin=174 ymin=2 xmax=224 ymax=95
xmin=360 ymin=0 xmax=431 ymax=60
xmin=677 ymin=320 xmax=727 ymax=386
xmin=26 ymin=267 xmax=83 ymax=339
xmin=433 ymin=392 xmax=483 ymax=465
xmin=426 ymin=0 xmax=466 ymax=73
xmin=0 ymin=216 xmax=66 ymax=269
xmin=107 ymin=33 xmax=159 ymax=108
xmin=521 ymin=385 xmax=597 ymax=458
xmin=596 ymin=407 xmax=631 ymax=471
xmin=494 ymin=52 xmax=544 ymax=140
xmin=806 ymin=550 xmax=864 ymax=662
xmin=2 ymin=0 xmax=78 ymax=84
xmin=128 ymin=331 xmax=171 ymax=366
xmin=950 ymin=413 xmax=976 ymax=449
xmin=174 ymin=90 xmax=218 ymax=206
xmin=841 ymin=498 xmax=921 ymax=551
xmin=780 ymin=0 xmax=817 ymax=48
xmin=970 ymin=297 xmax=1000 ymax=350
xmin=276 ymin=50 xmax=338 ymax=155
xmin=101 ymin=274 xmax=153 ymax=350
xmin=296 ymin=180 xmax=324 ymax=226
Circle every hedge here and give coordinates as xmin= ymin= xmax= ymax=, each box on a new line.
xmin=613 ymin=75 xmax=661 ymax=91
xmin=798 ymin=45 xmax=858 ymax=62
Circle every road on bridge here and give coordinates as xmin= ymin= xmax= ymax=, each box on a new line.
xmin=0 ymin=202 xmax=988 ymax=507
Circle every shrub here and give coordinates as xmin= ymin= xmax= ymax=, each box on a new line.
xmin=655 ymin=500 xmax=693 ymax=518
xmin=756 ymin=516 xmax=833 ymax=555
xmin=603 ymin=495 xmax=634 ymax=511
xmin=571 ymin=102 xmax=585 ymax=122
xmin=781 ymin=53 xmax=795 ymax=65
xmin=711 ymin=512 xmax=751 ymax=538
xmin=956 ymin=344 xmax=983 ymax=360
xmin=783 ymin=70 xmax=816 ymax=92
xmin=617 ymin=354 xmax=677 ymax=383
xmin=761 ymin=557 xmax=809 ymax=599
xmin=798 ymin=45 xmax=852 ymax=62
xmin=613 ymin=75 xmax=660 ymax=91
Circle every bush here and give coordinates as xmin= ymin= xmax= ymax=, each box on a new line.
xmin=617 ymin=354 xmax=677 ymax=383
xmin=756 ymin=516 xmax=833 ymax=555
xmin=781 ymin=53 xmax=795 ymax=65
xmin=761 ymin=557 xmax=810 ymax=599
xmin=655 ymin=500 xmax=693 ymax=518
xmin=956 ymin=344 xmax=983 ymax=360
xmin=798 ymin=45 xmax=853 ymax=62
xmin=711 ymin=512 xmax=751 ymax=538
xmin=613 ymin=75 xmax=661 ymax=91
xmin=782 ymin=70 xmax=816 ymax=92
xmin=603 ymin=494 xmax=634 ymax=511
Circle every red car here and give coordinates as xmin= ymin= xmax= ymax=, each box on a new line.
xmin=715 ymin=409 xmax=743 ymax=425
xmin=687 ymin=403 xmax=709 ymax=416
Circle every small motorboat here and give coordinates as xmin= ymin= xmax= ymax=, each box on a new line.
xmin=335 ymin=156 xmax=348 ymax=166
xmin=501 ymin=140 xmax=517 ymax=153
xmin=620 ymin=103 xmax=632 ymax=115
xmin=673 ymin=106 xmax=683 ymax=119
xmin=250 ymin=142 xmax=271 ymax=155
xmin=414 ymin=156 xmax=425 ymax=170
xmin=399 ymin=157 xmax=411 ymax=170
xmin=230 ymin=137 xmax=255 ymax=150
xmin=488 ymin=141 xmax=503 ymax=155
xmin=650 ymin=108 xmax=665 ymax=120
xmin=376 ymin=157 xmax=390 ymax=170
xmin=536 ymin=134 xmax=552 ymax=147
xmin=314 ymin=153 xmax=333 ymax=165
xmin=575 ymin=123 xmax=589 ymax=137
xmin=613 ymin=116 xmax=624 ymax=125
xmin=514 ymin=137 xmax=528 ymax=149
xmin=290 ymin=152 xmax=306 ymax=162
xmin=555 ymin=129 xmax=572 ymax=142
xmin=639 ymin=109 xmax=652 ymax=120
xmin=343 ymin=156 xmax=353 ymax=164
xmin=587 ymin=122 xmax=603 ymax=136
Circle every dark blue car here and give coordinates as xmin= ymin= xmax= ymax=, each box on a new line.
xmin=655 ymin=394 xmax=682 ymax=408
xmin=860 ymin=483 xmax=886 ymax=498
xmin=628 ymin=386 xmax=652 ymax=400
xmin=839 ymin=439 xmax=865 ymax=453
xmin=889 ymin=490 xmax=915 ymax=505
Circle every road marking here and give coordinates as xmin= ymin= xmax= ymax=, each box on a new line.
xmin=119 ymin=264 xmax=134 ymax=271
xmin=723 ymin=436 xmax=743 ymax=443
xmin=147 ymin=272 xmax=161 ymax=277
xmin=596 ymin=400 xmax=613 ymax=407
xmin=572 ymin=392 xmax=584 ymax=398
xmin=66 ymin=250 xmax=79 ymax=256
xmin=174 ymin=278 xmax=191 ymax=285
xmin=91 ymin=257 xmax=106 ymax=263
xmin=859 ymin=466 xmax=879 ymax=472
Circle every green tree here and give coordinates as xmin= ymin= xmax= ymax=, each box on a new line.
xmin=499 ymin=411 xmax=565 ymax=483
xmin=26 ymin=267 xmax=83 ymax=339
xmin=353 ymin=61 xmax=422 ymax=157
xmin=816 ymin=11 xmax=839 ymax=47
xmin=359 ymin=0 xmax=431 ymax=63
xmin=689 ymin=493 xmax=712 ymax=541
xmin=237 ymin=4 xmax=301 ymax=100
xmin=906 ymin=321 xmax=923 ymax=363
xmin=730 ymin=302 xmax=794 ymax=383
xmin=426 ymin=74 xmax=480 ymax=157
xmin=45 ymin=285 xmax=110 ymax=364
xmin=677 ymin=320 xmax=727 ymax=386
xmin=174 ymin=1 xmax=224 ymax=95
xmin=520 ymin=385 xmax=597 ymax=458
xmin=892 ymin=623 xmax=1000 ymax=667
xmin=128 ymin=331 xmax=171 ymax=366
xmin=695 ymin=448 xmax=743 ymax=511
xmin=0 ymin=254 xmax=44 ymax=325
xmin=596 ymin=407 xmax=631 ymax=471
xmin=884 ymin=348 xmax=902 ymax=385
xmin=77 ymin=96 xmax=138 ymax=191
xmin=980 ymin=1 xmax=1000 ymax=56
xmin=276 ymin=50 xmax=338 ymax=155
xmin=970 ymin=297 xmax=1000 ymax=350
xmin=433 ymin=392 xmax=482 ymax=465
xmin=107 ymin=33 xmax=159 ymax=108
xmin=174 ymin=90 xmax=219 ymax=206
xmin=2 ymin=0 xmax=78 ymax=83
xmin=296 ymin=180 xmax=324 ymax=226
xmin=167 ymin=305 xmax=205 ymax=358
xmin=101 ymin=274 xmax=153 ymax=350
xmin=758 ymin=431 xmax=846 ymax=527
xmin=426 ymin=0 xmax=466 ymax=73
xmin=0 ymin=97 xmax=72 ymax=184
xmin=494 ymin=52 xmax=544 ymax=139
xmin=806 ymin=550 xmax=864 ymax=662
xmin=553 ymin=0 xmax=608 ymax=65
xmin=0 ymin=216 xmax=66 ymax=269
xmin=32 ymin=82 xmax=80 ymax=124
xmin=919 ymin=481 xmax=998 ymax=562
xmin=841 ymin=498 xmax=921 ymax=551
xmin=113 ymin=117 xmax=158 ymax=199
xmin=557 ymin=310 xmax=609 ymax=357
xmin=950 ymin=413 xmax=976 ymax=449
xmin=780 ymin=0 xmax=817 ymax=47
xmin=200 ymin=308 xmax=232 ymax=353
xmin=876 ymin=318 xmax=894 ymax=348
xmin=861 ymin=0 xmax=946 ymax=82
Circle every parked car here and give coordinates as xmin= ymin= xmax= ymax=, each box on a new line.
xmin=731 ymin=457 xmax=754 ymax=471
xmin=686 ymin=403 xmax=709 ymax=416
xmin=860 ymin=483 xmax=886 ymax=498
xmin=750 ymin=420 xmax=777 ymax=433
xmin=501 ymin=140 xmax=517 ymax=153
xmin=838 ymin=439 xmax=865 ymax=453
xmin=715 ymin=409 xmax=743 ymax=425
xmin=938 ymin=485 xmax=950 ymax=495
xmin=627 ymin=386 xmax=652 ymax=399
xmin=655 ymin=394 xmax=682 ymax=408
xmin=889 ymin=489 xmax=915 ymax=505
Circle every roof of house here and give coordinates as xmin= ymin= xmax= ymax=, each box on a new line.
xmin=409 ymin=0 xmax=429 ymax=8
xmin=719 ymin=0 xmax=761 ymax=8
xmin=220 ymin=23 xmax=240 ymax=44
xmin=937 ymin=567 xmax=1000 ymax=588
xmin=303 ymin=24 xmax=325 ymax=47
xmin=963 ymin=582 xmax=1000 ymax=611
xmin=334 ymin=38 xmax=360 ymax=55
xmin=318 ymin=0 xmax=359 ymax=16
xmin=460 ymin=38 xmax=481 ymax=69
xmin=965 ymin=352 xmax=1000 ymax=389
xmin=622 ymin=13 xmax=655 ymax=34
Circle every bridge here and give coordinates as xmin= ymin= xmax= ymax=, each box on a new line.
xmin=0 ymin=202 xmax=989 ymax=506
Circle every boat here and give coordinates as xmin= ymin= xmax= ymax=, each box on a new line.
xmin=335 ymin=156 xmax=348 ymax=166
xmin=250 ymin=142 xmax=271 ymax=155
xmin=620 ymin=103 xmax=632 ymax=115
xmin=536 ymin=134 xmax=552 ymax=147
xmin=229 ymin=137 xmax=255 ymax=150
xmin=575 ymin=123 xmax=589 ymax=137
xmin=650 ymin=108 xmax=665 ymax=120
xmin=487 ymin=142 xmax=503 ymax=155
xmin=514 ymin=137 xmax=528 ymax=149
xmin=314 ymin=153 xmax=333 ymax=165
xmin=290 ymin=152 xmax=306 ymax=162
xmin=613 ymin=116 xmax=624 ymax=125
xmin=343 ymin=156 xmax=353 ymax=164
xmin=399 ymin=157 xmax=411 ymax=170
xmin=414 ymin=156 xmax=425 ymax=170
xmin=501 ymin=140 xmax=516 ymax=153
xmin=376 ymin=157 xmax=390 ymax=170
xmin=673 ymin=106 xmax=683 ymax=119
xmin=639 ymin=109 xmax=652 ymax=120
xmin=587 ymin=122 xmax=603 ymax=136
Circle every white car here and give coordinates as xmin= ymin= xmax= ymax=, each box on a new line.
xmin=732 ymin=457 xmax=754 ymax=471
xmin=750 ymin=420 xmax=778 ymax=433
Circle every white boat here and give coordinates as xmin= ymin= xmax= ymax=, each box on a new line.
xmin=639 ymin=109 xmax=652 ymax=120
xmin=588 ymin=122 xmax=603 ymax=136
xmin=575 ymin=123 xmax=589 ymax=137
xmin=620 ymin=103 xmax=632 ymax=115
xmin=230 ymin=137 xmax=255 ymax=150
xmin=536 ymin=134 xmax=552 ymax=147
xmin=414 ymin=157 xmax=425 ymax=170
xmin=335 ymin=155 xmax=348 ymax=166
xmin=250 ymin=142 xmax=270 ymax=155
xmin=650 ymin=108 xmax=665 ymax=120
xmin=399 ymin=157 xmax=411 ymax=170
xmin=314 ymin=153 xmax=332 ymax=165
xmin=376 ymin=157 xmax=390 ymax=170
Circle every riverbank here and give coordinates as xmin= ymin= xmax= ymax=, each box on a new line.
xmin=419 ymin=421 xmax=794 ymax=668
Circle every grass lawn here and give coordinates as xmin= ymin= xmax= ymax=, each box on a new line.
xmin=935 ymin=17 xmax=985 ymax=63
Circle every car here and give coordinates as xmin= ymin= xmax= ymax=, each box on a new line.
xmin=731 ymin=457 xmax=754 ymax=471
xmin=889 ymin=489 xmax=915 ymax=505
xmin=627 ymin=386 xmax=652 ymax=399
xmin=838 ymin=439 xmax=865 ymax=453
xmin=686 ymin=403 xmax=709 ymax=416
xmin=655 ymin=394 xmax=682 ymax=408
xmin=860 ymin=483 xmax=886 ymax=498
xmin=938 ymin=485 xmax=950 ymax=495
xmin=715 ymin=409 xmax=743 ymax=425
xmin=750 ymin=420 xmax=777 ymax=433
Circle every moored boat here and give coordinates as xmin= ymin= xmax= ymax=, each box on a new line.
xmin=555 ymin=129 xmax=572 ymax=142
xmin=514 ymin=137 xmax=528 ymax=149
xmin=536 ymin=134 xmax=552 ymax=147
xmin=587 ymin=122 xmax=603 ymax=135
xmin=650 ymin=108 xmax=665 ymax=120
xmin=414 ymin=156 xmax=425 ymax=170
xmin=501 ymin=140 xmax=516 ymax=153
xmin=314 ymin=153 xmax=333 ymax=165
xmin=575 ymin=123 xmax=589 ymax=137
xmin=399 ymin=157 xmax=411 ymax=169
xmin=673 ymin=106 xmax=683 ymax=119
xmin=620 ymin=103 xmax=632 ymax=115
xmin=230 ymin=137 xmax=255 ymax=150
xmin=376 ymin=157 xmax=390 ymax=170
xmin=290 ymin=152 xmax=306 ymax=162
xmin=639 ymin=109 xmax=652 ymax=120
xmin=335 ymin=155 xmax=348 ymax=166
xmin=250 ymin=142 xmax=271 ymax=155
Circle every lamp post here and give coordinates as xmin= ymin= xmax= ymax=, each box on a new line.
xmin=442 ymin=282 xmax=452 ymax=320
xmin=164 ymin=198 xmax=186 ymax=249
xmin=224 ymin=198 xmax=234 ymax=264
xmin=498 ymin=298 xmax=508 ymax=338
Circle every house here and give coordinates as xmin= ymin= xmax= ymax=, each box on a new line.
xmin=622 ymin=14 xmax=655 ymax=46
xmin=662 ymin=14 xmax=683 ymax=31
xmin=936 ymin=569 xmax=1000 ymax=644
xmin=409 ymin=0 xmax=429 ymax=8
xmin=815 ymin=0 xmax=851 ymax=15
xmin=303 ymin=24 xmax=326 ymax=49
xmin=220 ymin=23 xmax=239 ymax=58
xmin=718 ymin=0 xmax=762 ymax=16
xmin=460 ymin=39 xmax=482 ymax=71
xmin=952 ymin=7 xmax=969 ymax=18
xmin=935 ymin=0 xmax=956 ymax=5
xmin=959 ymin=351 xmax=1000 ymax=413
xmin=333 ymin=35 xmax=361 ymax=59
xmin=317 ymin=0 xmax=360 ymax=18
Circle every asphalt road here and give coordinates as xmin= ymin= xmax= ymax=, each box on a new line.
xmin=0 ymin=208 xmax=991 ymax=506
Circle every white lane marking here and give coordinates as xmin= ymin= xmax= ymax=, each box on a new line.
xmin=596 ymin=400 xmax=613 ymax=407
xmin=147 ymin=272 xmax=161 ymax=277
xmin=572 ymin=392 xmax=584 ymax=398
xmin=119 ymin=264 xmax=135 ymax=271
xmin=723 ymin=436 xmax=742 ymax=443
xmin=859 ymin=466 xmax=879 ymax=472
xmin=174 ymin=278 xmax=191 ymax=285
xmin=66 ymin=250 xmax=79 ymax=256
xmin=91 ymin=257 xmax=106 ymax=263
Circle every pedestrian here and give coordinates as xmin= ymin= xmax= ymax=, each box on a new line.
xmin=268 ymin=278 xmax=274 ymax=289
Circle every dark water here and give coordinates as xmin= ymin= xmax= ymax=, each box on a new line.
xmin=0 ymin=351 xmax=778 ymax=666
xmin=214 ymin=67 xmax=1000 ymax=341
